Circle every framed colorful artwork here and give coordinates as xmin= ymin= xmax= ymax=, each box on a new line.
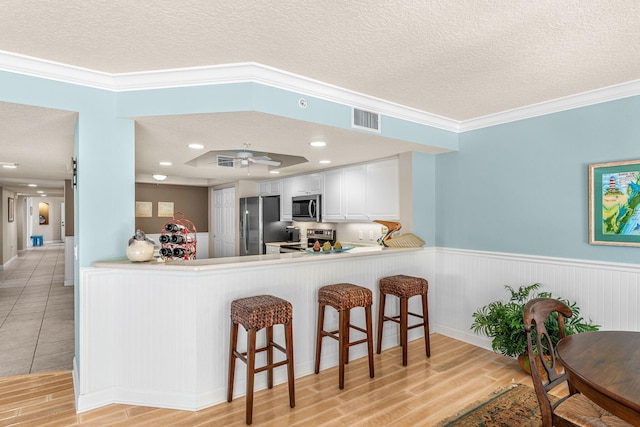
xmin=7 ymin=197 xmax=14 ymax=222
xmin=589 ymin=159 xmax=640 ymax=246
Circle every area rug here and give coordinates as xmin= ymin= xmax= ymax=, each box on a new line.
xmin=434 ymin=384 xmax=547 ymax=427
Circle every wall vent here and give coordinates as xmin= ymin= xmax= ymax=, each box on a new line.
xmin=352 ymin=108 xmax=380 ymax=132
xmin=216 ymin=155 xmax=235 ymax=168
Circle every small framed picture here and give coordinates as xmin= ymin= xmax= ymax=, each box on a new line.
xmin=589 ymin=159 xmax=640 ymax=246
xmin=158 ymin=202 xmax=174 ymax=217
xmin=8 ymin=197 xmax=14 ymax=222
xmin=135 ymin=201 xmax=152 ymax=218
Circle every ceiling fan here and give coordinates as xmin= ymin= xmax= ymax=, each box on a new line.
xmin=220 ymin=143 xmax=281 ymax=168
xmin=235 ymin=150 xmax=281 ymax=167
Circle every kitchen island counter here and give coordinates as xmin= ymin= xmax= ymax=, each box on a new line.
xmin=94 ymin=245 xmax=419 ymax=271
xmin=77 ymin=246 xmax=433 ymax=414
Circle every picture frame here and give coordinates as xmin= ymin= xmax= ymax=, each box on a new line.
xmin=589 ymin=159 xmax=640 ymax=246
xmin=135 ymin=201 xmax=152 ymax=218
xmin=7 ymin=197 xmax=14 ymax=222
xmin=157 ymin=202 xmax=175 ymax=218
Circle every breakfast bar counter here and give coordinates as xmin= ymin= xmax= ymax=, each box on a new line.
xmin=75 ymin=246 xmax=433 ymax=413
xmin=93 ymin=245 xmax=409 ymax=271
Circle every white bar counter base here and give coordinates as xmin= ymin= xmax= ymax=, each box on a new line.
xmin=75 ymin=246 xmax=433 ymax=413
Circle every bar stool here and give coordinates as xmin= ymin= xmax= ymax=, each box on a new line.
xmin=314 ymin=283 xmax=374 ymax=389
xmin=227 ymin=295 xmax=295 ymax=425
xmin=376 ymin=274 xmax=430 ymax=366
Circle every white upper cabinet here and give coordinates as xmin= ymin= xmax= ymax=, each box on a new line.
xmin=344 ymin=164 xmax=368 ymax=221
xmin=322 ymin=168 xmax=345 ymax=221
xmin=324 ymin=158 xmax=399 ymax=223
xmin=258 ymin=179 xmax=281 ymax=196
xmin=365 ymin=158 xmax=399 ymax=221
xmin=280 ymin=177 xmax=295 ymax=221
xmin=294 ymin=173 xmax=323 ymax=195
xmin=259 ymin=158 xmax=399 ymax=223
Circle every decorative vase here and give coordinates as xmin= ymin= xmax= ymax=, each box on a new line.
xmin=126 ymin=229 xmax=156 ymax=262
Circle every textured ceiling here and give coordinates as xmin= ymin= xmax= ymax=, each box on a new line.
xmin=1 ymin=1 xmax=640 ymax=193
xmin=2 ymin=0 xmax=639 ymax=120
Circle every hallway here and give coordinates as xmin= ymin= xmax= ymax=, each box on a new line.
xmin=0 ymin=243 xmax=73 ymax=377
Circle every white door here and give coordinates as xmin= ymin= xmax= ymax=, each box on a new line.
xmin=60 ymin=202 xmax=66 ymax=243
xmin=213 ymin=187 xmax=235 ymax=258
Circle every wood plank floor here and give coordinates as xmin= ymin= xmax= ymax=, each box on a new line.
xmin=0 ymin=334 xmax=550 ymax=426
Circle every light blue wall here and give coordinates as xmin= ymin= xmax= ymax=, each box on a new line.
xmin=436 ymin=95 xmax=640 ymax=264
xmin=413 ymin=152 xmax=437 ymax=246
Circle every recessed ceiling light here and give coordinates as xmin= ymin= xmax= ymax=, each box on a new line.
xmin=319 ymin=160 xmax=331 ymax=164
xmin=28 ymin=184 xmax=37 ymax=187
xmin=41 ymin=194 xmax=47 ymax=197
xmin=269 ymin=170 xmax=280 ymax=174
xmin=2 ymin=164 xmax=17 ymax=169
xmin=310 ymin=141 xmax=326 ymax=147
xmin=188 ymin=143 xmax=204 ymax=149
xmin=152 ymin=174 xmax=167 ymax=181
xmin=159 ymin=161 xmax=172 ymax=166
xmin=37 ymin=190 xmax=44 ymax=194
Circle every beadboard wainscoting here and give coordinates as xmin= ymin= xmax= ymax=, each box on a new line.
xmin=433 ymin=248 xmax=640 ymax=351
xmin=75 ymin=249 xmax=434 ymax=413
xmin=75 ymin=246 xmax=639 ymax=413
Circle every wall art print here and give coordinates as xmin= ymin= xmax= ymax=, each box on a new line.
xmin=589 ymin=159 xmax=640 ymax=246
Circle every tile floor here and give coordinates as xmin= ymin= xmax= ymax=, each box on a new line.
xmin=0 ymin=243 xmax=73 ymax=377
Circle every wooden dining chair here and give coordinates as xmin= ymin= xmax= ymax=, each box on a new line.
xmin=524 ymin=298 xmax=632 ymax=427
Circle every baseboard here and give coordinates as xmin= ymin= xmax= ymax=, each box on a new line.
xmin=0 ymin=255 xmax=17 ymax=270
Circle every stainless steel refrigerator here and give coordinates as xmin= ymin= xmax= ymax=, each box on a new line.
xmin=239 ymin=196 xmax=289 ymax=255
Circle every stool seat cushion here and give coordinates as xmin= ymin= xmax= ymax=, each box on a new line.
xmin=380 ymin=275 xmax=428 ymax=298
xmin=318 ymin=283 xmax=372 ymax=310
xmin=231 ymin=295 xmax=293 ymax=329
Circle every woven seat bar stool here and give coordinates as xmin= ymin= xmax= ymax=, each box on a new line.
xmin=376 ymin=274 xmax=430 ymax=366
xmin=314 ymin=283 xmax=374 ymax=389
xmin=227 ymin=295 xmax=295 ymax=425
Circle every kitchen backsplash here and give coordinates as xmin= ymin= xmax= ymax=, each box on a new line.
xmin=292 ymin=221 xmax=391 ymax=245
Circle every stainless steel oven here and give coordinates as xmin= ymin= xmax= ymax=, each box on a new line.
xmin=279 ymin=228 xmax=336 ymax=252
xmin=305 ymin=228 xmax=335 ymax=247
xmin=292 ymin=194 xmax=321 ymax=222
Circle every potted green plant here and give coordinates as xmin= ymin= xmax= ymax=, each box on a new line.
xmin=470 ymin=283 xmax=598 ymax=371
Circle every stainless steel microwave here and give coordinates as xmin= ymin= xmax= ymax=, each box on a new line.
xmin=292 ymin=194 xmax=321 ymax=222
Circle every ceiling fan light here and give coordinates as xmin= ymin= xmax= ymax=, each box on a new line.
xmin=152 ymin=174 xmax=167 ymax=181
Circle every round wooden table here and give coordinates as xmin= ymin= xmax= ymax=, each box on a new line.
xmin=556 ymin=331 xmax=640 ymax=425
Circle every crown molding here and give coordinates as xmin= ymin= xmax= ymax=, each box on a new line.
xmin=2 ymin=50 xmax=640 ymax=134
xmin=0 ymin=50 xmax=115 ymax=89
xmin=459 ymin=79 xmax=640 ymax=132
xmin=0 ymin=51 xmax=459 ymax=132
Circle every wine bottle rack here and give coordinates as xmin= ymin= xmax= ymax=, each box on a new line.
xmin=159 ymin=212 xmax=197 ymax=260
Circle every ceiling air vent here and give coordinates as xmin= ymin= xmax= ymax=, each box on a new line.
xmin=352 ymin=108 xmax=380 ymax=132
xmin=216 ymin=155 xmax=235 ymax=168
